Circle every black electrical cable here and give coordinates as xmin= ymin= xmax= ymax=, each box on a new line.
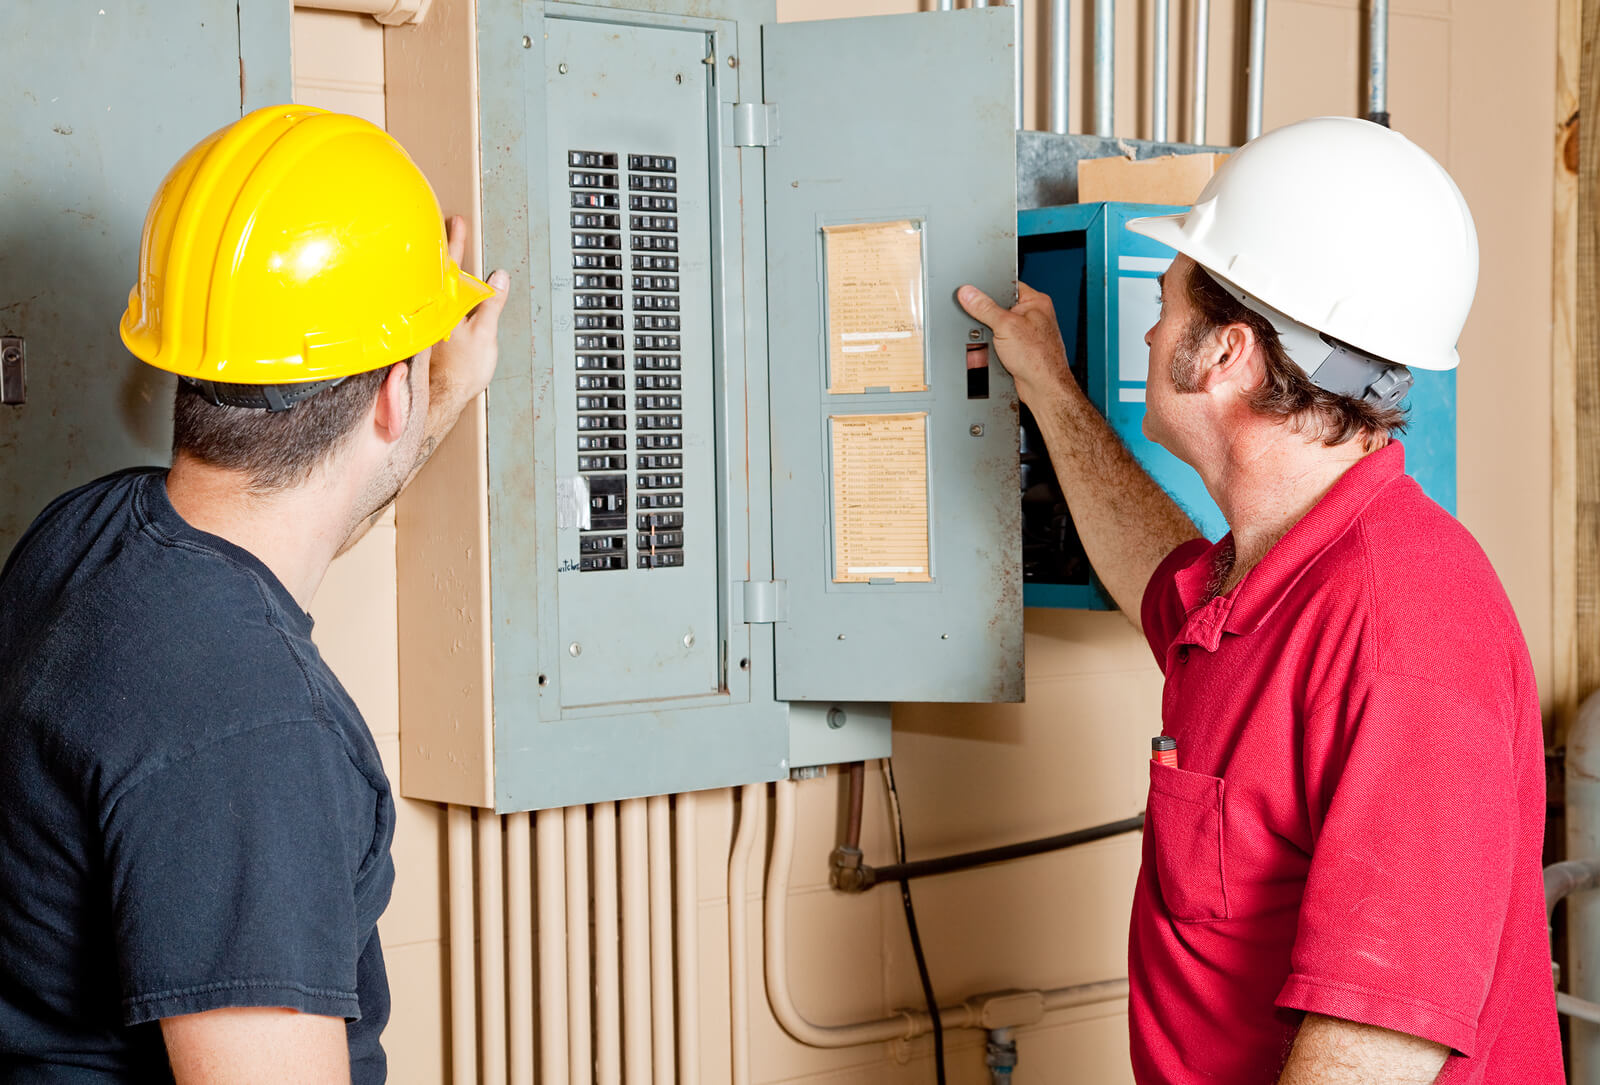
xmin=884 ymin=760 xmax=946 ymax=1085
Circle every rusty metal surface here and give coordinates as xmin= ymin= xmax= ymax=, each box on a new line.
xmin=0 ymin=2 xmax=289 ymax=556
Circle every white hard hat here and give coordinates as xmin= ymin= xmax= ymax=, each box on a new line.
xmin=1127 ymin=116 xmax=1478 ymax=373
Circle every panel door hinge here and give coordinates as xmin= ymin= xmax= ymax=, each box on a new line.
xmin=732 ymin=103 xmax=780 ymax=148
xmin=742 ymin=579 xmax=789 ymax=624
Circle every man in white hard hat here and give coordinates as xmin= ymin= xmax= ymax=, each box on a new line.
xmin=960 ymin=117 xmax=1562 ymax=1083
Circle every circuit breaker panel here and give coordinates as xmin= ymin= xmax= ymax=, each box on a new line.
xmin=395 ymin=0 xmax=1021 ymax=812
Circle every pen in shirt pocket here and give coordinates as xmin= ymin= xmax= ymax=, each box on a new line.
xmin=1152 ymin=735 xmax=1178 ymax=769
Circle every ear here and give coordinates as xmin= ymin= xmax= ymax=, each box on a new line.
xmin=372 ymin=361 xmax=413 ymax=445
xmin=1200 ymin=322 xmax=1263 ymax=396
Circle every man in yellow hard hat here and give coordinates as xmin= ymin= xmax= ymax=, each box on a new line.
xmin=0 ymin=106 xmax=506 ymax=1082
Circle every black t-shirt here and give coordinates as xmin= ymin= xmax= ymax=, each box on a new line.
xmin=0 ymin=469 xmax=395 ymax=1082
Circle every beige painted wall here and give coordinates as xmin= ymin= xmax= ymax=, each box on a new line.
xmin=295 ymin=0 xmax=1559 ymax=1080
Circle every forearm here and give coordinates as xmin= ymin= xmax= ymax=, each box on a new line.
xmin=1027 ymin=372 xmax=1200 ymax=624
xmin=1278 ymin=1014 xmax=1448 ymax=1085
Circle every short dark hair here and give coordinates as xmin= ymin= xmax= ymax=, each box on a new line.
xmin=172 ymin=363 xmax=400 ymax=492
xmin=1178 ymin=264 xmax=1406 ymax=450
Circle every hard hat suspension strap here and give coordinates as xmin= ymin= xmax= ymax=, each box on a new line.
xmin=179 ymin=376 xmax=349 ymax=413
xmin=1211 ymin=274 xmax=1414 ymax=411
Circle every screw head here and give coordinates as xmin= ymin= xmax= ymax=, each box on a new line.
xmin=941 ymin=633 xmax=950 ymax=640
xmin=521 ymin=34 xmax=532 ymax=48
xmin=970 ymin=424 xmax=985 ymax=437
xmin=968 ymin=328 xmax=983 ymax=342
xmin=739 ymin=657 xmax=751 ymax=671
xmin=1 ymin=349 xmax=18 ymax=365
xmin=827 ymin=707 xmax=847 ymax=730
xmin=683 ymin=632 xmax=695 ymax=648
xmin=836 ymin=633 xmax=846 ymax=641
xmin=727 ymin=55 xmax=738 ymax=68
xmin=558 ymin=62 xmax=569 ymax=74
xmin=537 ymin=674 xmax=549 ymax=687
xmin=568 ymin=642 xmax=582 ymax=657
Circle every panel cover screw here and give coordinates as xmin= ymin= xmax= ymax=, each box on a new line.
xmin=568 ymin=642 xmax=582 ymax=657
xmin=558 ymin=62 xmax=569 ymax=74
xmin=727 ymin=55 xmax=738 ymax=68
xmin=970 ymin=424 xmax=984 ymax=437
xmin=684 ymin=632 xmax=695 ymax=648
xmin=521 ymin=35 xmax=532 ymax=48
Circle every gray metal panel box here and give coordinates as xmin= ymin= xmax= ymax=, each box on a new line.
xmin=0 ymin=3 xmax=291 ymax=555
xmin=396 ymin=0 xmax=1020 ymax=812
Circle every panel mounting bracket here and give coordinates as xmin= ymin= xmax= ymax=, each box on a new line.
xmin=731 ymin=102 xmax=779 ymax=148
xmin=742 ymin=579 xmax=789 ymax=624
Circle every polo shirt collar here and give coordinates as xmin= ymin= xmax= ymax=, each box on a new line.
xmin=1172 ymin=441 xmax=1407 ymax=652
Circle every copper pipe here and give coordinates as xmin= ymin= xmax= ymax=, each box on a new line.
xmin=505 ymin=813 xmax=534 ymax=1085
xmin=594 ymin=803 xmax=623 ymax=1085
xmin=537 ymin=808 xmax=571 ymax=1084
xmin=447 ymin=805 xmax=478 ymax=1085
xmin=567 ymin=807 xmax=593 ymax=1085
xmin=674 ymin=793 xmax=700 ymax=1085
xmin=845 ymin=762 xmax=866 ymax=851
xmin=620 ymin=798 xmax=653 ymax=1085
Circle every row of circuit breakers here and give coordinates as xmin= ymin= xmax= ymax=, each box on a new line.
xmin=393 ymin=0 xmax=1454 ymax=813
xmin=567 ymin=151 xmax=690 ymax=572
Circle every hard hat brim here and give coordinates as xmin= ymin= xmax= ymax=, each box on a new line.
xmin=1122 ymin=213 xmax=1461 ymax=372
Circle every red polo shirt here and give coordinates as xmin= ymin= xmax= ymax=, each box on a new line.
xmin=1131 ymin=442 xmax=1561 ymax=1083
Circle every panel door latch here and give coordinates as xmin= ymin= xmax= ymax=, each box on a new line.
xmin=1 ymin=337 xmax=24 ymax=405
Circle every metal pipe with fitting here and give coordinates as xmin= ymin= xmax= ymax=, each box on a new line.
xmin=832 ymin=812 xmax=1145 ymax=892
xmin=1245 ymin=0 xmax=1268 ymax=139
xmin=1049 ymin=0 xmax=1070 ymax=134
xmin=1093 ymin=0 xmax=1115 ymax=136
xmin=938 ymin=0 xmax=954 ymax=9
xmin=293 ymin=0 xmax=431 ymax=25
xmin=1151 ymin=0 xmax=1171 ymax=141
xmin=767 ymin=778 xmax=1129 ymax=1048
xmin=1191 ymin=0 xmax=1211 ymax=143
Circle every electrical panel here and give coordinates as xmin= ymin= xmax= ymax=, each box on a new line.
xmin=395 ymin=0 xmax=1021 ymax=812
xmin=1016 ymin=201 xmax=1458 ymax=609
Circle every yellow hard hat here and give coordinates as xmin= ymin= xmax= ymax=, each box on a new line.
xmin=120 ymin=104 xmax=493 ymax=387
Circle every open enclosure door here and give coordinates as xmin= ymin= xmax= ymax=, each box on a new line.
xmin=764 ymin=8 xmax=1022 ymax=703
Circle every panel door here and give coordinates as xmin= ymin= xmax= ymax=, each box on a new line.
xmin=0 ymin=3 xmax=290 ymax=555
xmin=764 ymin=8 xmax=1022 ymax=703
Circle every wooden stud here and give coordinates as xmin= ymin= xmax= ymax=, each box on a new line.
xmin=1555 ymin=0 xmax=1581 ymax=742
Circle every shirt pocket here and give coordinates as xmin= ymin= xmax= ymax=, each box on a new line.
xmin=1147 ymin=760 xmax=1231 ymax=923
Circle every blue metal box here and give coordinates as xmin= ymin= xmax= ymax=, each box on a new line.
xmin=1017 ymin=201 xmax=1457 ymax=610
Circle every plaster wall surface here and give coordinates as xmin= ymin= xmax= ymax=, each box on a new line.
xmin=294 ymin=1 xmax=1559 ymax=1080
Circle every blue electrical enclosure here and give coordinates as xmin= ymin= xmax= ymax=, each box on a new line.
xmin=1017 ymin=201 xmax=1457 ymax=610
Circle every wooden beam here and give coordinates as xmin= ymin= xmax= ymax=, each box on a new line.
xmin=1577 ymin=0 xmax=1600 ymax=725
xmin=1556 ymin=0 xmax=1581 ymax=742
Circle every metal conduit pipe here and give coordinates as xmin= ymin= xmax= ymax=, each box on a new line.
xmin=293 ymin=0 xmax=431 ymax=25
xmin=620 ymin=798 xmax=653 ymax=1085
xmin=726 ymin=785 xmax=761 ymax=1085
xmin=1562 ymin=992 xmax=1600 ymax=1025
xmin=1245 ymin=0 xmax=1267 ymax=139
xmin=1014 ymin=0 xmax=1026 ymax=129
xmin=476 ymin=813 xmax=508 ymax=1085
xmin=1092 ymin=0 xmax=1115 ymax=136
xmin=566 ymin=807 xmax=594 ymax=1085
xmin=536 ymin=808 xmax=570 ymax=1085
xmin=594 ymin=803 xmax=624 ymax=1085
xmin=1049 ymin=0 xmax=1070 ymax=134
xmin=505 ymin=813 xmax=534 ymax=1085
xmin=674 ymin=793 xmax=701 ymax=1085
xmin=938 ymin=0 xmax=954 ymax=10
xmin=647 ymin=796 xmax=676 ymax=1085
xmin=766 ymin=779 xmax=1130 ymax=1047
xmin=1151 ymin=0 xmax=1171 ymax=141
xmin=1367 ymin=0 xmax=1390 ymax=126
xmin=1191 ymin=0 xmax=1211 ymax=144
xmin=446 ymin=806 xmax=477 ymax=1085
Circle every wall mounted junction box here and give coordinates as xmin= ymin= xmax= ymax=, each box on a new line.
xmin=391 ymin=0 xmax=1022 ymax=813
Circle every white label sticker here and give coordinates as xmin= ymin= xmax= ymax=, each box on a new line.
xmin=555 ymin=476 xmax=592 ymax=531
